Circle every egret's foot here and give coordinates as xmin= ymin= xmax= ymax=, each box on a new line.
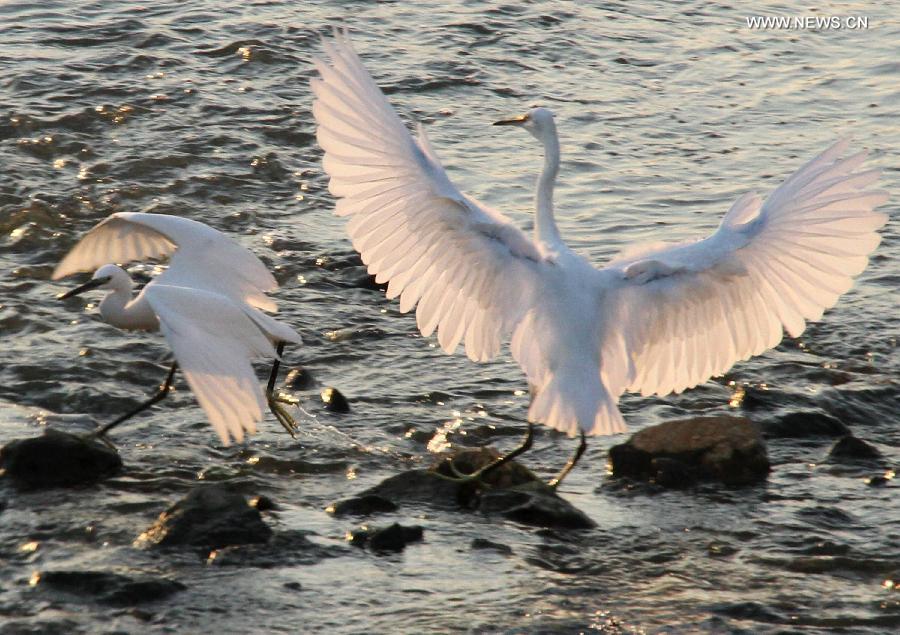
xmin=430 ymin=454 xmax=506 ymax=487
xmin=268 ymin=395 xmax=299 ymax=438
xmin=546 ymin=431 xmax=587 ymax=490
xmin=274 ymin=391 xmax=300 ymax=406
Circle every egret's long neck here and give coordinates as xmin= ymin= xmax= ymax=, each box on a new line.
xmin=535 ymin=126 xmax=562 ymax=247
xmin=98 ymin=286 xmax=134 ymax=329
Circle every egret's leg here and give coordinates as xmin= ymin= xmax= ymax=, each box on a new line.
xmin=94 ymin=362 xmax=179 ymax=440
xmin=547 ymin=431 xmax=587 ymax=489
xmin=266 ymin=342 xmax=299 ymax=437
xmin=439 ymin=421 xmax=535 ymax=484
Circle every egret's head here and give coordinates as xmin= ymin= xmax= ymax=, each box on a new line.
xmin=58 ymin=264 xmax=130 ymax=299
xmin=494 ymin=107 xmax=556 ymax=141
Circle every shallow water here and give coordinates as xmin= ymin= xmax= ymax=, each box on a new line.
xmin=1 ymin=1 xmax=898 ymax=633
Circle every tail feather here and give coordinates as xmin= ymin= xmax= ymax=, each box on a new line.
xmin=528 ymin=372 xmax=628 ymax=437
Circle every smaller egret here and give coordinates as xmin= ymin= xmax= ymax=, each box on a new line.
xmin=54 ymin=212 xmax=302 ymax=446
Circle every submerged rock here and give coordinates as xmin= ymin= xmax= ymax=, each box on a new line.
xmin=608 ymin=416 xmax=769 ymax=487
xmin=0 ymin=429 xmax=122 ymax=488
xmin=33 ymin=570 xmax=185 ymax=606
xmin=320 ymin=387 xmax=350 ymax=413
xmin=764 ymin=410 xmax=849 ymax=439
xmin=471 ymin=538 xmax=513 ymax=555
xmin=350 ymin=522 xmax=424 ymax=552
xmin=478 ymin=485 xmax=595 ymax=529
xmin=329 ymin=494 xmax=398 ymax=517
xmin=284 ymin=367 xmax=316 ymax=390
xmin=135 ymin=484 xmax=272 ymax=549
xmin=346 ymin=447 xmax=595 ymax=529
xmin=206 ymin=530 xmax=345 ymax=567
xmin=828 ymin=435 xmax=882 ymax=461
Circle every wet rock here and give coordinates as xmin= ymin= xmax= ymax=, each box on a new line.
xmin=471 ymin=538 xmax=513 ymax=555
xmin=249 ymin=494 xmax=278 ymax=511
xmin=866 ymin=472 xmax=893 ymax=488
xmin=0 ymin=619 xmax=82 ymax=634
xmin=350 ymin=522 xmax=424 ymax=552
xmin=356 ymin=468 xmax=461 ymax=509
xmin=329 ymin=494 xmax=398 ymax=517
xmin=320 ymin=387 xmax=350 ymax=413
xmin=828 ymin=435 xmax=881 ymax=461
xmin=283 ymin=581 xmax=303 ymax=591
xmin=479 ymin=485 xmax=595 ymax=529
xmin=648 ymin=457 xmax=697 ymax=489
xmin=284 ymin=367 xmax=316 ymax=390
xmin=135 ymin=484 xmax=272 ymax=549
xmin=764 ymin=410 xmax=849 ymax=439
xmin=34 ymin=570 xmax=185 ymax=606
xmin=354 ymin=273 xmax=389 ymax=291
xmin=355 ymin=448 xmax=596 ymax=529
xmin=0 ymin=429 xmax=122 ymax=488
xmin=206 ymin=530 xmax=344 ymax=567
xmin=609 ymin=416 xmax=769 ymax=486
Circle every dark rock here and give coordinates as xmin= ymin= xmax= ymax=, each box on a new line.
xmin=357 ymin=448 xmax=596 ymax=529
xmin=135 ymin=484 xmax=272 ymax=549
xmin=828 ymin=435 xmax=881 ymax=461
xmin=706 ymin=541 xmax=738 ymax=558
xmin=34 ymin=570 xmax=185 ymax=606
xmin=609 ymin=416 xmax=770 ymax=486
xmin=358 ymin=469 xmax=462 ymax=510
xmin=329 ymin=494 xmax=398 ymax=517
xmin=0 ymin=619 xmax=83 ymax=635
xmin=320 ymin=387 xmax=350 ymax=413
xmin=471 ymin=538 xmax=513 ymax=555
xmin=370 ymin=523 xmax=424 ymax=551
xmin=283 ymin=581 xmax=303 ymax=591
xmin=650 ymin=457 xmax=697 ymax=489
xmin=866 ymin=474 xmax=891 ymax=487
xmin=737 ymin=384 xmax=786 ymax=411
xmin=354 ymin=273 xmax=388 ymax=292
xmin=764 ymin=410 xmax=849 ymax=439
xmin=479 ymin=485 xmax=595 ymax=529
xmin=249 ymin=495 xmax=278 ymax=511
xmin=0 ymin=429 xmax=122 ymax=488
xmin=206 ymin=530 xmax=343 ymax=567
xmin=350 ymin=522 xmax=424 ymax=552
xmin=284 ymin=367 xmax=316 ymax=390
xmin=250 ymin=152 xmax=290 ymax=180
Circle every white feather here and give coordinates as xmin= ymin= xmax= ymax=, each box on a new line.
xmin=313 ymin=34 xmax=888 ymax=439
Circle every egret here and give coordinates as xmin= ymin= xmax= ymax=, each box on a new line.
xmin=311 ymin=33 xmax=888 ymax=486
xmin=53 ymin=212 xmax=303 ymax=446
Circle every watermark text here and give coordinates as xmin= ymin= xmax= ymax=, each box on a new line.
xmin=746 ymin=15 xmax=869 ymax=30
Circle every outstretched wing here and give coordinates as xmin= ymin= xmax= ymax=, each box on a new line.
xmin=312 ymin=32 xmax=552 ymax=361
xmin=53 ymin=212 xmax=278 ymax=312
xmin=600 ymin=139 xmax=888 ymax=401
xmin=144 ymin=284 xmax=275 ymax=445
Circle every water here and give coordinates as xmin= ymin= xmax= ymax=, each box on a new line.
xmin=1 ymin=1 xmax=898 ymax=632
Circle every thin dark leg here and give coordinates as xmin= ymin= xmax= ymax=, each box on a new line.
xmin=267 ymin=342 xmax=284 ymax=395
xmin=548 ymin=431 xmax=587 ymax=489
xmin=266 ymin=342 xmax=298 ymax=437
xmin=95 ymin=362 xmax=178 ymax=438
xmin=444 ymin=420 xmax=535 ymax=483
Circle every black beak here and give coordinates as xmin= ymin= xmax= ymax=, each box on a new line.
xmin=493 ymin=114 xmax=529 ymax=126
xmin=58 ymin=276 xmax=111 ymax=300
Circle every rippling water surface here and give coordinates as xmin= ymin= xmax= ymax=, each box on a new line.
xmin=1 ymin=1 xmax=898 ymax=633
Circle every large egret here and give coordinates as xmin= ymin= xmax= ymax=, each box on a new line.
xmin=53 ymin=212 xmax=303 ymax=446
xmin=311 ymin=33 xmax=888 ymax=485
